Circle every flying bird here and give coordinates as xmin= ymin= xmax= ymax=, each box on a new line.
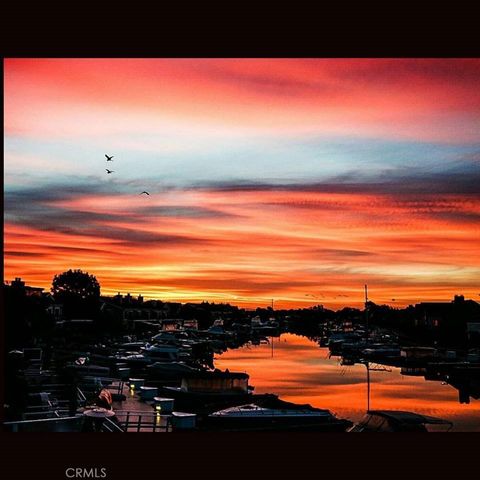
xmin=106 ymin=169 xmax=114 ymax=174
xmin=105 ymin=154 xmax=114 ymax=161
xmin=140 ymin=191 xmax=150 ymax=195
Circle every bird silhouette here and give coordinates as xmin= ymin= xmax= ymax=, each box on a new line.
xmin=140 ymin=191 xmax=150 ymax=195
xmin=106 ymin=169 xmax=114 ymax=174
xmin=105 ymin=154 xmax=114 ymax=161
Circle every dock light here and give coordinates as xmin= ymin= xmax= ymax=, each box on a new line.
xmin=153 ymin=397 xmax=174 ymax=414
xmin=128 ymin=378 xmax=145 ymax=390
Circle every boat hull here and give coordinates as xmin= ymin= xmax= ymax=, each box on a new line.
xmin=159 ymin=387 xmax=253 ymax=414
xmin=202 ymin=416 xmax=351 ymax=432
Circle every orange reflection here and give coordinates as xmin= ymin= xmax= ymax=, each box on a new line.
xmin=215 ymin=334 xmax=480 ymax=431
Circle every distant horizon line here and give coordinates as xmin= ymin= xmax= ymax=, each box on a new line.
xmin=5 ymin=276 xmax=477 ymax=311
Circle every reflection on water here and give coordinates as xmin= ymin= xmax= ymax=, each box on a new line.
xmin=215 ymin=333 xmax=480 ymax=431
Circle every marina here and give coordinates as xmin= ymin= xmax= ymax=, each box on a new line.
xmin=5 ymin=322 xmax=480 ymax=432
xmin=4 ymin=278 xmax=480 ymax=432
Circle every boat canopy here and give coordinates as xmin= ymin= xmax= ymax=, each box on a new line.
xmin=349 ymin=410 xmax=453 ymax=432
xmin=368 ymin=410 xmax=453 ymax=425
xmin=181 ymin=370 xmax=249 ymax=393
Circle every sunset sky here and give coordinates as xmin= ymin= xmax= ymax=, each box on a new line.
xmin=4 ymin=59 xmax=480 ymax=308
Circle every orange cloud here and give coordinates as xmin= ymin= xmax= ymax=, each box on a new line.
xmin=5 ymin=59 xmax=480 ymax=143
xmin=4 ymin=183 xmax=480 ymax=308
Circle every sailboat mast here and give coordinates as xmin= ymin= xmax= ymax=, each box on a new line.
xmin=364 ymin=284 xmax=369 ymax=343
xmin=365 ymin=284 xmax=370 ymax=412
xmin=367 ymin=363 xmax=370 ymax=412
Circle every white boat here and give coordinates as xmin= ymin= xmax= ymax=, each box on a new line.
xmin=141 ymin=344 xmax=188 ymax=362
xmin=205 ymin=402 xmax=351 ymax=431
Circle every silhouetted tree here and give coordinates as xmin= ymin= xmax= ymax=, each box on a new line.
xmin=51 ymin=269 xmax=101 ymax=319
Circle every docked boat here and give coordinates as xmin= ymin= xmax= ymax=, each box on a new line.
xmin=152 ymin=331 xmax=190 ymax=342
xmin=151 ymin=331 xmax=201 ymax=351
xmin=251 ymin=317 xmax=280 ymax=336
xmin=160 ymin=369 xmax=253 ymax=413
xmin=114 ymin=344 xmax=188 ymax=369
xmin=66 ymin=362 xmax=111 ymax=378
xmin=360 ymin=344 xmax=401 ymax=360
xmin=146 ymin=361 xmax=203 ymax=382
xmin=141 ymin=344 xmax=186 ymax=361
xmin=204 ymin=397 xmax=351 ymax=432
xmin=328 ymin=332 xmax=362 ymax=354
xmin=400 ymin=347 xmax=438 ymax=365
xmin=426 ymin=362 xmax=480 ymax=378
xmin=117 ymin=342 xmax=146 ymax=352
xmin=348 ymin=410 xmax=453 ymax=432
xmin=205 ymin=325 xmax=234 ymax=340
xmin=112 ymin=354 xmax=152 ymax=369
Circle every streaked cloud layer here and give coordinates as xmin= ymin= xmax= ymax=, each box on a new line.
xmin=4 ymin=59 xmax=480 ymax=307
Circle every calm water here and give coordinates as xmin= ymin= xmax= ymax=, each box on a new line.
xmin=215 ymin=333 xmax=480 ymax=431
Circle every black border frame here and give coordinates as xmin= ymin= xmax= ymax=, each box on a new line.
xmin=2 ymin=6 xmax=479 ymax=480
